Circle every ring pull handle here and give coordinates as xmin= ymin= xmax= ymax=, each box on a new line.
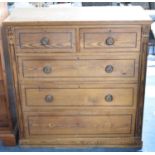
xmin=105 ymin=65 xmax=113 ymax=73
xmin=45 ymin=95 xmax=54 ymax=103
xmin=43 ymin=66 xmax=52 ymax=74
xmin=105 ymin=94 xmax=113 ymax=102
xmin=40 ymin=37 xmax=49 ymax=46
xmin=105 ymin=37 xmax=115 ymax=46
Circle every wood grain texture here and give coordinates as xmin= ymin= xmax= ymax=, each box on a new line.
xmin=21 ymin=84 xmax=137 ymax=109
xmin=21 ymin=59 xmax=136 ymax=78
xmin=19 ymin=83 xmax=137 ymax=112
xmin=2 ymin=7 xmax=152 ymax=147
xmin=135 ymin=25 xmax=151 ymax=137
xmin=15 ymin=27 xmax=76 ymax=53
xmin=27 ymin=115 xmax=132 ymax=136
xmin=0 ymin=133 xmax=16 ymax=146
xmin=25 ymin=88 xmax=134 ymax=107
xmin=23 ymin=110 xmax=136 ymax=138
xmin=18 ymin=55 xmax=139 ymax=81
xmin=0 ymin=94 xmax=9 ymax=128
xmin=80 ymin=27 xmax=141 ymax=52
xmin=20 ymin=137 xmax=142 ymax=148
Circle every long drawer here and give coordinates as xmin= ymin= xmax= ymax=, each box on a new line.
xmin=18 ymin=55 xmax=139 ymax=81
xmin=20 ymin=83 xmax=137 ymax=110
xmin=23 ymin=111 xmax=135 ymax=137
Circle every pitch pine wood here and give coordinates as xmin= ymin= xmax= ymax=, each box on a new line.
xmin=17 ymin=54 xmax=139 ymax=82
xmin=2 ymin=7 xmax=152 ymax=148
xmin=15 ymin=28 xmax=76 ymax=53
xmin=25 ymin=87 xmax=135 ymax=107
xmin=28 ymin=115 xmax=132 ymax=135
xmin=20 ymin=83 xmax=137 ymax=111
xmin=20 ymin=58 xmax=137 ymax=78
xmin=80 ymin=27 xmax=141 ymax=52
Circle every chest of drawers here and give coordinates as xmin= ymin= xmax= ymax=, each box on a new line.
xmin=2 ymin=7 xmax=152 ymax=147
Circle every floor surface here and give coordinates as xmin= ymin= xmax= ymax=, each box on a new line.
xmin=0 ymin=55 xmax=155 ymax=152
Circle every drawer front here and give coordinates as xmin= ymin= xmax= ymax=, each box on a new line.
xmin=23 ymin=86 xmax=136 ymax=108
xmin=25 ymin=114 xmax=133 ymax=136
xmin=19 ymin=56 xmax=139 ymax=80
xmin=80 ymin=27 xmax=141 ymax=52
xmin=15 ymin=28 xmax=76 ymax=53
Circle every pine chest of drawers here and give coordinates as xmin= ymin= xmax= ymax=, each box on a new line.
xmin=2 ymin=7 xmax=152 ymax=147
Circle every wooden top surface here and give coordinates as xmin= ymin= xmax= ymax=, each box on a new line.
xmin=4 ymin=6 xmax=152 ymax=24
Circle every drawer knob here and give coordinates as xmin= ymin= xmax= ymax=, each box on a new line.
xmin=40 ymin=37 xmax=49 ymax=46
xmin=45 ymin=95 xmax=54 ymax=103
xmin=106 ymin=37 xmax=114 ymax=45
xmin=105 ymin=94 xmax=113 ymax=102
xmin=43 ymin=66 xmax=52 ymax=74
xmin=105 ymin=65 xmax=113 ymax=73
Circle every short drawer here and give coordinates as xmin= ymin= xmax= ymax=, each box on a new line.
xmin=25 ymin=114 xmax=134 ymax=136
xmin=18 ymin=56 xmax=139 ymax=81
xmin=80 ymin=27 xmax=141 ymax=52
xmin=14 ymin=27 xmax=76 ymax=53
xmin=20 ymin=83 xmax=137 ymax=109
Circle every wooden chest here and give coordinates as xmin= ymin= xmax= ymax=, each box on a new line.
xmin=0 ymin=3 xmax=16 ymax=146
xmin=2 ymin=7 xmax=152 ymax=147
